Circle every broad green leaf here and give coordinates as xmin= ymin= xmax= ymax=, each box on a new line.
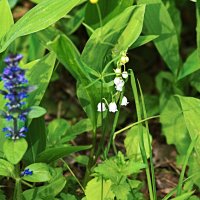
xmin=23 ymin=170 xmax=66 ymax=199
xmin=114 ymin=5 xmax=146 ymax=53
xmin=178 ymin=96 xmax=200 ymax=155
xmin=60 ymin=118 xmax=93 ymax=143
xmin=94 ymin=154 xmax=145 ymax=182
xmin=165 ymin=0 xmax=182 ymax=38
xmin=138 ymin=0 xmax=180 ymax=75
xmin=178 ymin=50 xmax=200 ymax=80
xmin=0 ymin=0 xmax=82 ymax=53
xmin=77 ymin=82 xmax=111 ymax=130
xmin=82 ymin=5 xmax=145 ymax=72
xmin=3 ymin=138 xmax=28 ymax=164
xmin=22 ymin=163 xmax=52 ymax=182
xmin=130 ymin=35 xmax=158 ymax=49
xmin=0 ymin=0 xmax=14 ymax=40
xmin=48 ymin=34 xmax=90 ymax=82
xmin=24 ymin=117 xmax=46 ymax=164
xmin=8 ymin=0 xmax=18 ymax=8
xmin=160 ymin=96 xmax=190 ymax=155
xmin=28 ymin=106 xmax=46 ymax=119
xmin=47 ymin=119 xmax=70 ymax=146
xmin=28 ymin=33 xmax=46 ymax=61
xmin=24 ymin=53 xmax=56 ymax=107
xmin=0 ymin=159 xmax=15 ymax=177
xmin=85 ymin=177 xmax=115 ymax=200
xmin=124 ymin=125 xmax=152 ymax=161
xmin=36 ymin=145 xmax=91 ymax=163
xmin=111 ymin=182 xmax=130 ymax=200
xmin=85 ymin=0 xmax=134 ymax=29
xmin=57 ymin=6 xmax=85 ymax=35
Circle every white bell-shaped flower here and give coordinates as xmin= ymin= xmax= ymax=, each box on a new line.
xmin=108 ymin=102 xmax=118 ymax=113
xmin=122 ymin=71 xmax=128 ymax=79
xmin=114 ymin=77 xmax=124 ymax=92
xmin=121 ymin=96 xmax=129 ymax=106
xmin=114 ymin=68 xmax=121 ymax=76
xmin=97 ymin=102 xmax=106 ymax=112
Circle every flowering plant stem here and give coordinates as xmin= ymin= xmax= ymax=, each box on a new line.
xmin=129 ymin=69 xmax=155 ymax=200
xmin=14 ymin=164 xmax=22 ymax=200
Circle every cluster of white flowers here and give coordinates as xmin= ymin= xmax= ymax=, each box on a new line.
xmin=97 ymin=96 xmax=129 ymax=113
xmin=97 ymin=51 xmax=129 ymax=113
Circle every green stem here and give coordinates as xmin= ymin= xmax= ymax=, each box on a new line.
xmin=113 ymin=115 xmax=160 ymax=140
xmin=130 ymin=69 xmax=154 ymax=200
xmin=176 ymin=137 xmax=197 ymax=196
xmin=105 ymin=92 xmax=124 ymax=158
xmin=21 ymin=180 xmax=33 ymax=188
xmin=60 ymin=158 xmax=85 ymax=192
xmin=83 ymin=128 xmax=97 ymax=186
xmin=96 ymin=3 xmax=103 ymax=28
xmin=138 ymin=80 xmax=157 ymax=200
xmin=14 ymin=178 xmax=22 ymax=200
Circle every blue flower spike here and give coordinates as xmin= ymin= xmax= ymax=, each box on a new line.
xmin=0 ymin=54 xmax=34 ymax=140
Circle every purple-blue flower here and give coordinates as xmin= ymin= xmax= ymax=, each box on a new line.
xmin=21 ymin=168 xmax=33 ymax=176
xmin=0 ymin=54 xmax=32 ymax=140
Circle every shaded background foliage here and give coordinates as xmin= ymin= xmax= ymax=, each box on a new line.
xmin=0 ymin=0 xmax=200 ymax=199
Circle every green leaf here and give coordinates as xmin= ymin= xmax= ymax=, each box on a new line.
xmin=47 ymin=119 xmax=70 ymax=146
xmin=22 ymin=163 xmax=52 ymax=182
xmin=23 ymin=169 xmax=66 ymax=199
xmin=85 ymin=177 xmax=115 ymax=200
xmin=124 ymin=125 xmax=152 ymax=161
xmin=94 ymin=153 xmax=145 ymax=182
xmin=138 ymin=0 xmax=180 ymax=75
xmin=23 ymin=117 xmax=46 ymax=164
xmin=167 ymin=1 xmax=182 ymax=37
xmin=114 ymin=5 xmax=146 ymax=53
xmin=36 ymin=145 xmax=91 ymax=163
xmin=171 ymin=192 xmax=194 ymax=200
xmin=85 ymin=0 xmax=134 ymax=29
xmin=28 ymin=33 xmax=46 ymax=61
xmin=48 ymin=34 xmax=90 ymax=82
xmin=130 ymin=35 xmax=158 ymax=49
xmin=74 ymin=155 xmax=89 ymax=166
xmin=160 ymin=96 xmax=190 ymax=155
xmin=178 ymin=96 xmax=200 ymax=155
xmin=0 ymin=159 xmax=15 ymax=177
xmin=0 ymin=0 xmax=81 ymax=53
xmin=60 ymin=118 xmax=93 ymax=143
xmin=57 ymin=6 xmax=85 ymax=35
xmin=8 ymin=0 xmax=18 ymax=8
xmin=3 ymin=138 xmax=28 ymax=164
xmin=60 ymin=193 xmax=77 ymax=200
xmin=178 ymin=50 xmax=200 ymax=80
xmin=111 ymin=182 xmax=130 ymax=200
xmin=24 ymin=53 xmax=56 ymax=107
xmin=0 ymin=0 xmax=14 ymax=40
xmin=82 ymin=5 xmax=145 ymax=72
xmin=28 ymin=106 xmax=47 ymax=119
